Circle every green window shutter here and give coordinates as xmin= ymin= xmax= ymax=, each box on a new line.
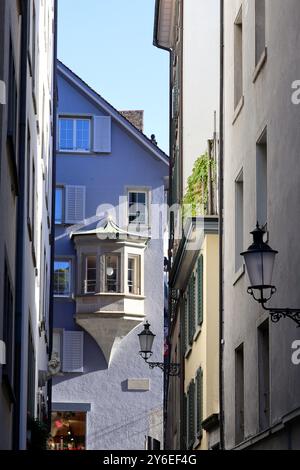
xmin=172 ymin=146 xmax=179 ymax=204
xmin=183 ymin=393 xmax=188 ymax=449
xmin=188 ymin=380 xmax=196 ymax=449
xmin=172 ymin=81 xmax=178 ymax=118
xmin=188 ymin=275 xmax=196 ymax=345
xmin=197 ymin=256 xmax=204 ymax=326
xmin=184 ymin=296 xmax=188 ymax=353
xmin=196 ymin=368 xmax=203 ymax=438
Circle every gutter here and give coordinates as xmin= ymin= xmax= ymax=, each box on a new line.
xmin=13 ymin=0 xmax=29 ymax=449
xmin=47 ymin=0 xmax=58 ymax=432
xmin=219 ymin=0 xmax=225 ymax=451
xmin=153 ymin=0 xmax=172 ymax=53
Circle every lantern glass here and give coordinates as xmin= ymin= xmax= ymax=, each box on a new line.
xmin=244 ymin=250 xmax=276 ymax=288
xmin=138 ymin=323 xmax=155 ymax=355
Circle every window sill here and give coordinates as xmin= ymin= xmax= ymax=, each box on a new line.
xmin=233 ymin=264 xmax=245 ymax=286
xmin=253 ymin=47 xmax=267 ymax=83
xmin=232 ymin=95 xmax=244 ymax=125
xmin=32 ymin=89 xmax=37 ymax=115
xmin=6 ymin=135 xmax=19 ymax=195
xmin=77 ymin=292 xmax=146 ymax=300
xmin=27 ymin=217 xmax=32 ymax=241
xmin=185 ymin=345 xmax=193 ymax=359
xmin=193 ymin=325 xmax=202 ymax=342
xmin=55 ymin=222 xmax=74 ymax=227
xmin=57 ymin=150 xmax=92 ymax=155
xmin=54 ymin=295 xmax=73 ymax=302
xmin=31 ymin=244 xmax=37 ymax=269
xmin=27 ymin=50 xmax=32 ymax=77
xmin=193 ymin=435 xmax=202 ymax=450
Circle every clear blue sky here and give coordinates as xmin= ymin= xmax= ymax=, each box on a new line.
xmin=58 ymin=0 xmax=169 ymax=154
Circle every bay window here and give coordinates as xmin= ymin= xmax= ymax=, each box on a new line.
xmin=105 ymin=254 xmax=120 ymax=293
xmin=85 ymin=255 xmax=97 ymax=293
xmin=128 ymin=255 xmax=141 ymax=295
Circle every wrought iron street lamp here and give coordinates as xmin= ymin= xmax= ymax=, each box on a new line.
xmin=241 ymin=224 xmax=300 ymax=327
xmin=138 ymin=322 xmax=180 ymax=376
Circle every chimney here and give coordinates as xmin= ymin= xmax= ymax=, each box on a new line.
xmin=120 ymin=110 xmax=144 ymax=132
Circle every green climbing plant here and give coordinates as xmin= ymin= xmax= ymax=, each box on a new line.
xmin=182 ymin=152 xmax=216 ymax=218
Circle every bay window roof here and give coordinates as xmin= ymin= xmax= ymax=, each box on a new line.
xmin=70 ymin=216 xmax=150 ymax=243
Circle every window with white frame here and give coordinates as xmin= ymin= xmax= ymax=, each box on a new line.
xmin=105 ymin=254 xmax=120 ymax=293
xmin=128 ymin=190 xmax=149 ymax=226
xmin=54 ymin=260 xmax=71 ymax=296
xmin=55 ymin=184 xmax=85 ymax=224
xmin=127 ymin=255 xmax=141 ymax=295
xmin=84 ymin=255 xmax=97 ymax=294
xmin=53 ymin=330 xmax=84 ymax=373
xmin=59 ymin=117 xmax=91 ymax=152
xmin=52 ymin=330 xmax=62 ymax=371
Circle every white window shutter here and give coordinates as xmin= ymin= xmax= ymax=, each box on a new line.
xmin=62 ymin=331 xmax=84 ymax=373
xmin=53 ymin=332 xmax=61 ymax=359
xmin=65 ymin=185 xmax=86 ymax=224
xmin=93 ymin=116 xmax=111 ymax=153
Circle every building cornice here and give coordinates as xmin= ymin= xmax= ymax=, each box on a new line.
xmin=170 ymin=216 xmax=219 ymax=289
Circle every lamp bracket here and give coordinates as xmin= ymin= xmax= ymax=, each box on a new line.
xmin=247 ymin=286 xmax=300 ymax=327
xmin=145 ymin=360 xmax=180 ymax=376
xmin=264 ymin=307 xmax=300 ymax=327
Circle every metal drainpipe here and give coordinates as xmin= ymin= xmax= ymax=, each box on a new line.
xmin=179 ymin=0 xmax=185 ymax=451
xmin=47 ymin=0 xmax=58 ymax=432
xmin=153 ymin=2 xmax=173 ymax=448
xmin=13 ymin=0 xmax=29 ymax=450
xmin=165 ymin=54 xmax=172 ymax=450
xmin=164 ymin=49 xmax=172 ymax=452
xmin=219 ymin=0 xmax=225 ymax=451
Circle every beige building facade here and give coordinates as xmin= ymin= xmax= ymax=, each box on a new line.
xmin=154 ymin=0 xmax=220 ymax=450
xmin=184 ymin=230 xmax=219 ymax=450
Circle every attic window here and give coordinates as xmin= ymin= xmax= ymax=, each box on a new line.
xmin=59 ymin=117 xmax=91 ymax=152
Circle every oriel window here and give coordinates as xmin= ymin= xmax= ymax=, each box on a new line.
xmin=105 ymin=255 xmax=120 ymax=293
xmin=85 ymin=256 xmax=97 ymax=294
xmin=128 ymin=255 xmax=141 ymax=295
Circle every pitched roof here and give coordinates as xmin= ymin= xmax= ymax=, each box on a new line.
xmin=57 ymin=60 xmax=169 ymax=165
